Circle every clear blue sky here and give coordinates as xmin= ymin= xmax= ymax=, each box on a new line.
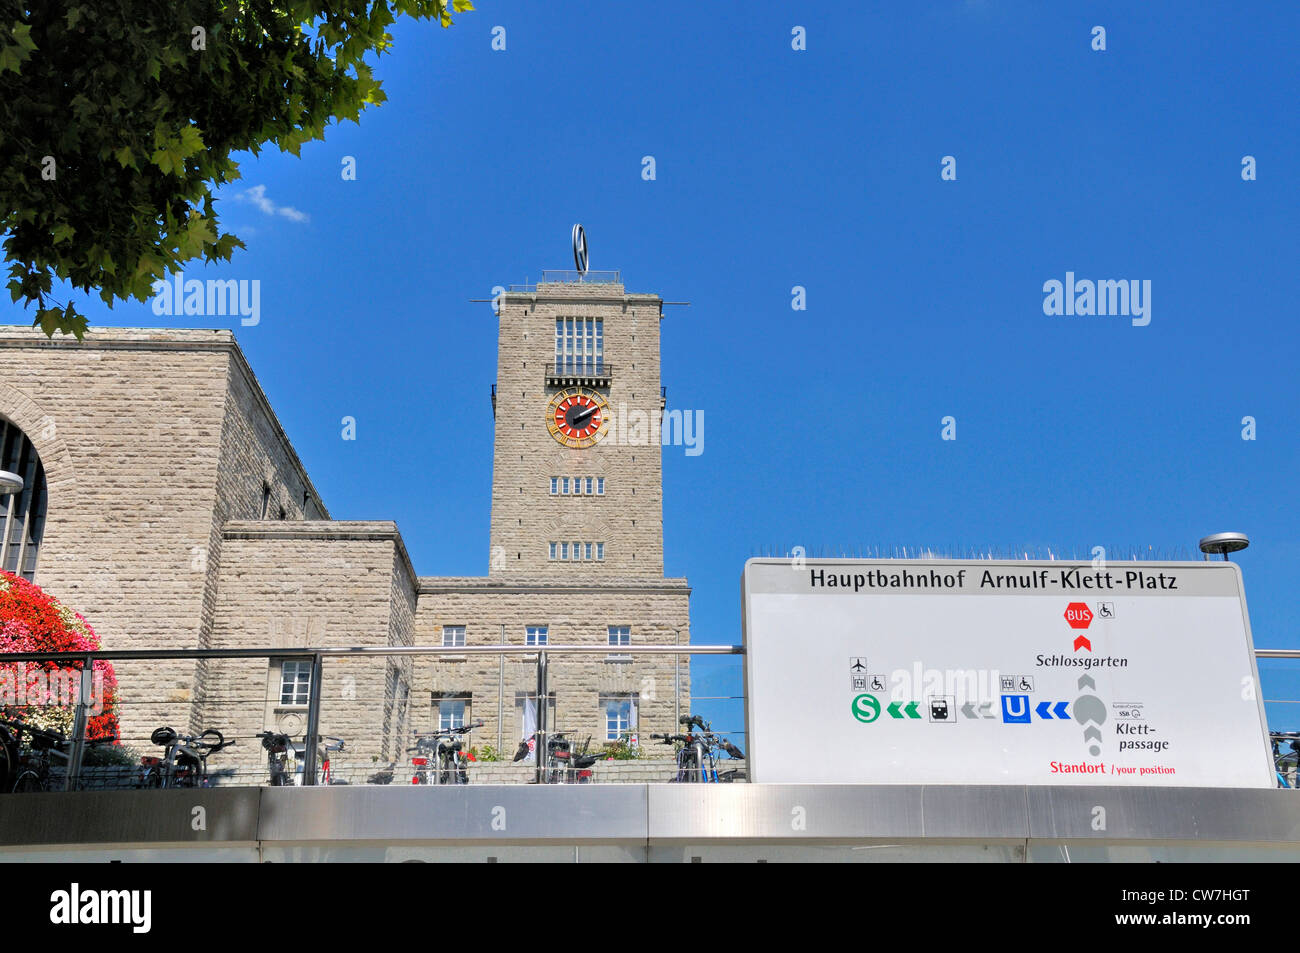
xmin=10 ymin=2 xmax=1300 ymax=733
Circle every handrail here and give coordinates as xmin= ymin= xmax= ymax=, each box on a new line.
xmin=0 ymin=643 xmax=742 ymax=663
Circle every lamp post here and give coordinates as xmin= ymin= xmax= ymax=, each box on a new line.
xmin=1199 ymin=532 xmax=1250 ymax=562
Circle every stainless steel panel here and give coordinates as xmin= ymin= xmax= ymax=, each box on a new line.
xmin=0 ymin=846 xmax=259 ymax=863
xmin=647 ymin=784 xmax=927 ymax=841
xmin=0 ymin=789 xmax=260 ymax=846
xmin=648 ymin=843 xmax=1027 ymax=863
xmin=921 ymin=785 xmax=1028 ymax=839
xmin=3 ymin=785 xmax=1300 ymax=852
xmin=1027 ymin=786 xmax=1300 ymax=842
xmin=256 ymin=784 xmax=648 ymax=843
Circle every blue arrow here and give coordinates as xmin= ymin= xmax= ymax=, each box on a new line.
xmin=1053 ymin=701 xmax=1069 ymax=719
xmin=1036 ymin=701 xmax=1052 ymax=720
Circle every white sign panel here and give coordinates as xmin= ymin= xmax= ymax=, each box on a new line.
xmin=742 ymin=559 xmax=1273 ymax=787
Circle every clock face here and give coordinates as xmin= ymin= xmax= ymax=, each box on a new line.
xmin=547 ymin=387 xmax=609 ymax=449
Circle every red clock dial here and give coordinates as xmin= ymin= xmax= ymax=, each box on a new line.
xmin=547 ymin=387 xmax=609 ymax=448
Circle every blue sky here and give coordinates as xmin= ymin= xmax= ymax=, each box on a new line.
xmin=8 ymin=2 xmax=1299 ymax=734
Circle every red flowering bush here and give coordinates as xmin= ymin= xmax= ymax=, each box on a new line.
xmin=0 ymin=570 xmax=119 ymax=741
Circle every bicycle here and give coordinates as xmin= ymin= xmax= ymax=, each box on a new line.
xmin=0 ymin=719 xmax=116 ymax=792
xmin=1271 ymin=731 xmax=1300 ymax=788
xmin=319 ymin=735 xmax=345 ymax=785
xmin=138 ymin=726 xmax=236 ymax=789
xmin=258 ymin=730 xmax=298 ymax=787
xmin=409 ymin=720 xmax=482 ymax=785
xmin=652 ymin=714 xmax=745 ymax=783
xmin=541 ymin=732 xmax=599 ymax=784
xmin=259 ymin=732 xmax=346 ymax=786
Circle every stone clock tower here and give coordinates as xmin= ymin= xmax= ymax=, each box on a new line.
xmin=490 ymin=272 xmax=667 ymax=576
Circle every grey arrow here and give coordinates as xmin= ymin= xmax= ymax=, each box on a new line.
xmin=961 ymin=702 xmax=978 ymax=719
xmin=1078 ymin=674 xmax=1096 ymax=690
xmin=979 ymin=702 xmax=995 ymax=718
xmin=1084 ymin=726 xmax=1103 ymax=744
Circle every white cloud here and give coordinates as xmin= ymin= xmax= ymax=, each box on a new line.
xmin=235 ymin=184 xmax=309 ymax=223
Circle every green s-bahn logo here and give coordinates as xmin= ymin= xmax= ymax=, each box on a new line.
xmin=851 ymin=693 xmax=881 ymax=724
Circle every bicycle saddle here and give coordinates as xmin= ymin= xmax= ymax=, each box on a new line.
xmin=151 ymin=726 xmax=177 ymax=746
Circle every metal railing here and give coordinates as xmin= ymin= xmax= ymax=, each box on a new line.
xmin=545 ymin=363 xmax=612 ymax=385
xmin=0 ymin=643 xmax=743 ymax=790
xmin=508 ymin=271 xmax=622 ymax=292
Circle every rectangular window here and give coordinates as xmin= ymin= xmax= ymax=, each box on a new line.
xmin=607 ymin=625 xmax=631 ymax=662
xmin=595 ymin=543 xmax=604 ymax=561
xmin=555 ymin=318 xmax=604 ymax=373
xmin=596 ymin=478 xmax=605 ymax=495
xmin=561 ymin=477 xmax=570 ymax=494
xmin=601 ymin=693 xmax=638 ymax=742
xmin=279 ymin=660 xmax=312 ymax=706
xmin=585 ymin=477 xmax=593 ymax=494
xmin=572 ymin=540 xmax=581 ymax=560
xmin=442 ymin=625 xmax=466 ymax=648
xmin=526 ymin=626 xmax=548 ymax=646
xmin=437 ymin=697 xmax=467 ymax=731
xmin=560 ymin=542 xmax=569 ymax=560
xmin=550 ymin=477 xmax=558 ymax=495
xmin=584 ymin=542 xmax=593 ymax=560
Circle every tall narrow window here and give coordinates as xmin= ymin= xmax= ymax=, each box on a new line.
xmin=601 ymin=693 xmax=638 ymax=742
xmin=436 ymin=696 xmax=468 ymax=731
xmin=596 ymin=478 xmax=605 ymax=495
xmin=607 ymin=625 xmax=631 ymax=662
xmin=0 ymin=418 xmax=47 ymax=581
xmin=279 ymin=660 xmax=312 ymax=706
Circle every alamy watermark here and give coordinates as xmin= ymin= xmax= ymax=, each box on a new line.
xmin=600 ymin=403 xmax=703 ymax=456
xmin=0 ymin=666 xmax=106 ymax=715
xmin=150 ymin=271 xmax=260 ymax=326
xmin=1042 ymin=272 xmax=1150 ymax=326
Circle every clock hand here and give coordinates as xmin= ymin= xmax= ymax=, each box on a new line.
xmin=572 ymin=404 xmax=599 ymax=425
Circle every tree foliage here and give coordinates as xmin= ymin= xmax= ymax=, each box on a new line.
xmin=0 ymin=0 xmax=471 ymax=338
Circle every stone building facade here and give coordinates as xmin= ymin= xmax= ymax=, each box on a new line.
xmin=0 ymin=272 xmax=690 ymax=779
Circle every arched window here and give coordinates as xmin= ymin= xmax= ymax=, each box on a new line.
xmin=0 ymin=418 xmax=47 ymax=581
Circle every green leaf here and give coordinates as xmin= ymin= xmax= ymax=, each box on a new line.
xmin=114 ymin=145 xmax=134 ymax=168
xmin=12 ymin=22 xmax=36 ymax=52
xmin=50 ymin=224 xmax=75 ymax=245
xmin=0 ymin=44 xmax=21 ymax=74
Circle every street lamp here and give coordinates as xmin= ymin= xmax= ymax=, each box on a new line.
xmin=1199 ymin=532 xmax=1250 ymax=561
xmin=0 ymin=470 xmax=22 ymax=495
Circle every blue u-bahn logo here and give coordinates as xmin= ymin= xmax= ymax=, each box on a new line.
xmin=1001 ymin=694 xmax=1031 ymax=724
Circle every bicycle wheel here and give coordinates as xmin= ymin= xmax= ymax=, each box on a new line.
xmin=0 ymin=735 xmax=15 ymax=792
xmin=12 ymin=770 xmax=43 ymax=793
